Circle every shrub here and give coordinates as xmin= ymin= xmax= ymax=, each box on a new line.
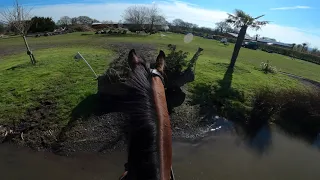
xmin=259 ymin=44 xmax=320 ymax=65
xmin=260 ymin=60 xmax=277 ymax=74
xmin=165 ymin=44 xmax=188 ymax=75
xmin=127 ymin=24 xmax=144 ymax=32
xmin=251 ymin=88 xmax=320 ymax=138
xmin=70 ymin=25 xmax=94 ymax=32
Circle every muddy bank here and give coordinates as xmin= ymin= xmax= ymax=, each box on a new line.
xmin=54 ymin=97 xmax=211 ymax=155
xmin=0 ymin=89 xmax=210 ymax=156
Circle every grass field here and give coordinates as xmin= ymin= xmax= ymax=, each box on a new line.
xmin=0 ymin=32 xmax=319 ymax=126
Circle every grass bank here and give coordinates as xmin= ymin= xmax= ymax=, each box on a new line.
xmin=0 ymin=47 xmax=112 ymax=125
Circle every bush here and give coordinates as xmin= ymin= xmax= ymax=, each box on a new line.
xmin=260 ymin=60 xmax=277 ymax=74
xmin=165 ymin=44 xmax=188 ymax=75
xmin=29 ymin=16 xmax=55 ymax=33
xmin=259 ymin=44 xmax=320 ymax=65
xmin=191 ymin=81 xmax=320 ymax=140
xmin=252 ymin=88 xmax=320 ymax=138
xmin=70 ymin=25 xmax=94 ymax=32
xmin=0 ymin=23 xmax=4 ymax=34
xmin=127 ymin=24 xmax=144 ymax=32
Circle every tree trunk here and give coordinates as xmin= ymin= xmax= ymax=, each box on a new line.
xmin=229 ymin=25 xmax=247 ymax=69
xmin=149 ymin=21 xmax=154 ymax=34
xmin=22 ymin=36 xmax=36 ymax=64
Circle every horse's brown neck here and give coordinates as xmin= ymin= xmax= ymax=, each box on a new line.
xmin=152 ymin=76 xmax=172 ymax=180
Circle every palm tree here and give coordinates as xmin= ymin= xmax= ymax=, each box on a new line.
xmin=291 ymin=43 xmax=296 ymax=59
xmin=255 ymin=34 xmax=260 ymax=41
xmin=302 ymin=43 xmax=307 ymax=52
xmin=296 ymin=44 xmax=303 ymax=52
xmin=226 ymin=9 xmax=268 ymax=68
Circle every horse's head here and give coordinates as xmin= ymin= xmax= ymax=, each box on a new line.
xmin=127 ymin=49 xmax=166 ymax=74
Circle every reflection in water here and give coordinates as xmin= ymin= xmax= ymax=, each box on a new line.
xmin=245 ymin=125 xmax=272 ymax=154
xmin=312 ymin=133 xmax=320 ymax=149
xmin=206 ymin=115 xmax=272 ymax=154
xmin=1 ymin=127 xmax=320 ymax=180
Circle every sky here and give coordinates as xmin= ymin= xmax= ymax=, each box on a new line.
xmin=1 ymin=0 xmax=320 ymax=47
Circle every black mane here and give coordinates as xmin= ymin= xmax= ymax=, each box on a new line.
xmin=124 ymin=63 xmax=160 ymax=180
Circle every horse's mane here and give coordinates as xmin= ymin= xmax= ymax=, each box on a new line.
xmin=124 ymin=63 xmax=160 ymax=180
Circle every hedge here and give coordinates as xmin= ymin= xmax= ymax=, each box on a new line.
xmin=259 ymin=44 xmax=320 ymax=65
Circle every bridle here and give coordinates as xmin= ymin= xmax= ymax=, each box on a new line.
xmin=118 ymin=68 xmax=175 ymax=180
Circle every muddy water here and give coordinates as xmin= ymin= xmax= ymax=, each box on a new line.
xmin=1 ymin=128 xmax=320 ymax=180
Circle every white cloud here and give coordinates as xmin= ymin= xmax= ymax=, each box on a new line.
xmin=247 ymin=24 xmax=320 ymax=47
xmin=24 ymin=0 xmax=320 ymax=47
xmin=270 ymin=6 xmax=311 ymax=10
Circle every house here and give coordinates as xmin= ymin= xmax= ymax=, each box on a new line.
xmin=91 ymin=23 xmax=169 ymax=31
xmin=255 ymin=37 xmax=293 ymax=49
xmin=226 ymin=32 xmax=252 ymax=40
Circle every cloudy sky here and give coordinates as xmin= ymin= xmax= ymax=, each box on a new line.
xmin=2 ymin=0 xmax=320 ymax=47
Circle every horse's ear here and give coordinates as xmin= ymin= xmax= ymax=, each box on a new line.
xmin=156 ymin=50 xmax=166 ymax=73
xmin=128 ymin=49 xmax=140 ymax=69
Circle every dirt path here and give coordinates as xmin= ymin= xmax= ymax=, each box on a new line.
xmin=280 ymin=71 xmax=320 ymax=89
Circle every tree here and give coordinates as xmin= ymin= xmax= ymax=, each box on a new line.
xmin=77 ymin=16 xmax=93 ymax=25
xmin=295 ymin=44 xmax=303 ymax=52
xmin=102 ymin=20 xmax=114 ymax=24
xmin=302 ymin=42 xmax=310 ymax=52
xmin=92 ymin=19 xmax=100 ymax=23
xmin=0 ymin=0 xmax=36 ymax=64
xmin=226 ymin=9 xmax=268 ymax=68
xmin=0 ymin=22 xmax=4 ymax=33
xmin=146 ymin=4 xmax=167 ymax=33
xmin=311 ymin=47 xmax=319 ymax=55
xmin=215 ymin=21 xmax=232 ymax=34
xmin=172 ymin=19 xmax=184 ymax=27
xmin=57 ymin=16 xmax=71 ymax=27
xmin=255 ymin=34 xmax=260 ymax=41
xmin=29 ymin=16 xmax=55 ymax=33
xmin=123 ymin=6 xmax=148 ymax=25
xmin=71 ymin=17 xmax=78 ymax=25
xmin=147 ymin=4 xmax=159 ymax=32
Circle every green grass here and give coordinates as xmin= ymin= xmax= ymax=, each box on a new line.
xmin=0 ymin=46 xmax=112 ymax=124
xmin=0 ymin=32 xmax=319 ymax=126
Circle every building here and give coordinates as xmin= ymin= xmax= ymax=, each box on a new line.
xmin=226 ymin=33 xmax=293 ymax=49
xmin=256 ymin=38 xmax=293 ymax=49
xmin=226 ymin=32 xmax=252 ymax=40
xmin=91 ymin=23 xmax=169 ymax=31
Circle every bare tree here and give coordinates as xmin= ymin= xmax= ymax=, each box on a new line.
xmin=147 ymin=4 xmax=160 ymax=32
xmin=71 ymin=17 xmax=78 ymax=25
xmin=102 ymin=20 xmax=114 ymax=24
xmin=215 ymin=21 xmax=232 ymax=33
xmin=1 ymin=0 xmax=36 ymax=64
xmin=123 ymin=5 xmax=148 ymax=25
xmin=77 ymin=16 xmax=94 ymax=25
xmin=57 ymin=16 xmax=71 ymax=27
